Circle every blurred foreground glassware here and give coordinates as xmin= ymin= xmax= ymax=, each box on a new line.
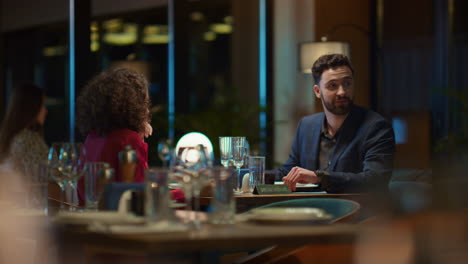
xmin=48 ymin=142 xmax=68 ymax=211
xmin=248 ymin=156 xmax=265 ymax=193
xmin=219 ymin=137 xmax=232 ymax=168
xmin=145 ymin=168 xmax=172 ymax=224
xmin=60 ymin=143 xmax=87 ymax=211
xmin=84 ymin=162 xmax=114 ymax=211
xmin=169 ymin=145 xmax=212 ymax=229
xmin=231 ymin=137 xmax=246 ymax=193
xmin=210 ymin=167 xmax=236 ymax=224
xmin=25 ymin=163 xmax=50 ymax=215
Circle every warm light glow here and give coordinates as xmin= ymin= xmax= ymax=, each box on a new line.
xmin=103 ymin=32 xmax=137 ymax=45
xmin=142 ymin=25 xmax=169 ymax=44
xmin=143 ymin=34 xmax=169 ymax=44
xmin=90 ymin=41 xmax=99 ymax=52
xmin=190 ymin=11 xmax=204 ymax=21
xmin=144 ymin=25 xmax=159 ymax=35
xmin=203 ymin=31 xmax=216 ymax=41
xmin=43 ymin=46 xmax=66 ymax=57
xmin=90 ymin=21 xmax=99 ymax=32
xmin=210 ymin=23 xmax=232 ymax=34
xmin=299 ymin=41 xmax=351 ymax=74
xmin=103 ymin=18 xmax=122 ymax=32
xmin=224 ymin=16 xmax=233 ymax=24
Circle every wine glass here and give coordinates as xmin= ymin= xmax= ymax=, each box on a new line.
xmin=157 ymin=139 xmax=172 ymax=168
xmin=48 ymin=142 xmax=68 ymax=210
xmin=231 ymin=137 xmax=246 ymax=193
xmin=60 ymin=143 xmax=87 ymax=211
xmin=219 ymin=137 xmax=233 ymax=168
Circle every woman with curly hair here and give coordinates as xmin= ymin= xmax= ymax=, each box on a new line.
xmin=76 ymin=68 xmax=153 ymax=203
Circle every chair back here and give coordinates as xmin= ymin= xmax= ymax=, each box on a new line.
xmin=254 ymin=198 xmax=360 ymax=223
xmin=103 ymin=182 xmax=145 ymax=210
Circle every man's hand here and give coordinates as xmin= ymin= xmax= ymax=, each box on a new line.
xmin=140 ymin=122 xmax=153 ymax=139
xmin=282 ymin=167 xmax=319 ymax=192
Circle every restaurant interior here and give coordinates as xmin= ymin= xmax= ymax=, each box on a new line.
xmin=0 ymin=0 xmax=467 ymax=263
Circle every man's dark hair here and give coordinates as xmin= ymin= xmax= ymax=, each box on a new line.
xmin=76 ymin=68 xmax=150 ymax=136
xmin=311 ymin=54 xmax=354 ymax=85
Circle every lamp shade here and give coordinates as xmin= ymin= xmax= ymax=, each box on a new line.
xmin=299 ymin=41 xmax=351 ymax=74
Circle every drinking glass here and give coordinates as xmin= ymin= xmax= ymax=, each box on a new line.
xmin=157 ymin=139 xmax=172 ymax=168
xmin=231 ymin=137 xmax=246 ymax=193
xmin=219 ymin=137 xmax=232 ymax=168
xmin=59 ymin=143 xmax=87 ymax=211
xmin=169 ymin=145 xmax=212 ymax=228
xmin=84 ymin=162 xmax=113 ymax=211
xmin=248 ymin=156 xmax=265 ymax=193
xmin=25 ymin=163 xmax=50 ymax=215
xmin=48 ymin=142 xmax=68 ymax=210
xmin=169 ymin=153 xmax=194 ymax=224
xmin=243 ymin=139 xmax=250 ymax=168
xmin=210 ymin=167 xmax=236 ymax=224
xmin=145 ymin=168 xmax=172 ymax=224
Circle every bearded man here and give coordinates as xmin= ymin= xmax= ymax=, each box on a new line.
xmin=279 ymin=54 xmax=395 ymax=193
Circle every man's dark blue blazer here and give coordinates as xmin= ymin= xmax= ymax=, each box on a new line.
xmin=278 ymin=105 xmax=395 ymax=193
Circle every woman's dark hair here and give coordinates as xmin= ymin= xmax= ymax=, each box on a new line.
xmin=0 ymin=83 xmax=45 ymax=162
xmin=311 ymin=54 xmax=355 ymax=85
xmin=76 ymin=68 xmax=150 ymax=136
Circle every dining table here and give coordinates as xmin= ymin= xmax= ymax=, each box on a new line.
xmin=52 ymin=210 xmax=359 ymax=263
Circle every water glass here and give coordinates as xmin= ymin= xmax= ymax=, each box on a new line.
xmin=248 ymin=156 xmax=265 ymax=193
xmin=26 ymin=163 xmax=50 ymax=214
xmin=145 ymin=168 xmax=172 ymax=224
xmin=84 ymin=162 xmax=113 ymax=211
xmin=210 ymin=167 xmax=236 ymax=224
xmin=219 ymin=137 xmax=232 ymax=168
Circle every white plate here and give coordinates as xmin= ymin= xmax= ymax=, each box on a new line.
xmin=248 ymin=207 xmax=332 ymax=224
xmin=54 ymin=211 xmax=145 ymax=225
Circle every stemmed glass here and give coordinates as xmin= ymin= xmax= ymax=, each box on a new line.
xmin=231 ymin=137 xmax=246 ymax=193
xmin=219 ymin=137 xmax=233 ymax=168
xmin=60 ymin=143 xmax=87 ymax=211
xmin=48 ymin=142 xmax=68 ymax=210
xmin=157 ymin=139 xmax=172 ymax=168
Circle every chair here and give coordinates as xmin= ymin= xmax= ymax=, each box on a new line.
xmin=253 ymin=198 xmax=361 ymax=224
xmin=103 ymin=182 xmax=145 ymax=210
xmin=234 ymin=198 xmax=360 ymax=264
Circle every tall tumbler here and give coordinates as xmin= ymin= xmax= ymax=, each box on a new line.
xmin=85 ymin=162 xmax=113 ymax=211
xmin=26 ymin=163 xmax=50 ymax=215
xmin=145 ymin=168 xmax=172 ymax=224
xmin=210 ymin=167 xmax=236 ymax=224
xmin=248 ymin=156 xmax=265 ymax=193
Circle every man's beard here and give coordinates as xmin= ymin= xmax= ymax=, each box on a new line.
xmin=322 ymin=96 xmax=353 ymax=115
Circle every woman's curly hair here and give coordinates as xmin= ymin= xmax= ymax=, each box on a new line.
xmin=76 ymin=68 xmax=150 ymax=136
